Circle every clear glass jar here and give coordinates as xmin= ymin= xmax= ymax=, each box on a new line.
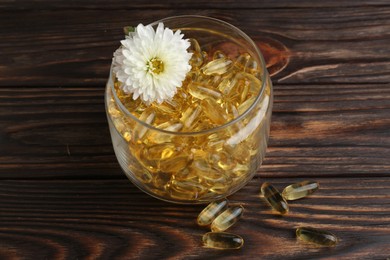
xmin=105 ymin=15 xmax=273 ymax=203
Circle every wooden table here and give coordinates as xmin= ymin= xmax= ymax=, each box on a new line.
xmin=1 ymin=1 xmax=389 ymax=259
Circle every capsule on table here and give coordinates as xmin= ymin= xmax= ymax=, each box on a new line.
xmin=202 ymin=232 xmax=244 ymax=249
xmin=211 ymin=205 xmax=244 ymax=232
xmin=197 ymin=199 xmax=229 ymax=226
xmin=282 ymin=181 xmax=319 ymax=201
xmin=296 ymin=227 xmax=338 ymax=247
xmin=260 ymin=182 xmax=289 ymax=215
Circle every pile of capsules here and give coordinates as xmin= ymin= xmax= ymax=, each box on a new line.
xmin=198 ymin=180 xmax=339 ymax=249
xmin=197 ymin=199 xmax=244 ymax=249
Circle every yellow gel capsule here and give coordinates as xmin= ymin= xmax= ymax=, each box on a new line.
xmin=213 ymin=50 xmax=227 ymax=60
xmin=133 ymin=108 xmax=155 ymax=139
xmin=188 ymin=38 xmax=203 ymax=68
xmin=261 ymin=182 xmax=289 ymax=215
xmin=159 ymin=154 xmax=189 ymax=173
xmin=296 ymin=227 xmax=338 ymax=247
xmin=282 ymin=181 xmax=319 ymax=200
xmin=142 ymin=143 xmax=176 ymax=161
xmin=237 ymin=95 xmax=256 ymax=115
xmin=217 ymin=73 xmax=240 ymax=96
xmin=202 ymin=232 xmax=244 ymax=250
xmin=188 ymin=38 xmax=201 ymax=53
xmin=197 ymin=199 xmax=229 ymax=226
xmin=180 ymin=104 xmax=202 ymax=129
xmin=245 ymin=57 xmax=259 ymax=74
xmin=200 ymin=98 xmax=227 ymax=125
xmin=188 ymin=82 xmax=222 ymax=100
xmin=233 ymin=53 xmax=251 ymax=71
xmin=211 ymin=205 xmax=244 ymax=232
xmin=169 ymin=179 xmax=206 ymax=200
xmin=202 ymin=58 xmax=232 ymax=75
xmin=133 ymin=169 xmax=153 ymax=184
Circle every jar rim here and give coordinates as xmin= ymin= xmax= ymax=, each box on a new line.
xmin=108 ymin=15 xmax=268 ymax=136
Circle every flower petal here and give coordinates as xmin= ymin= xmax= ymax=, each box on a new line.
xmin=112 ymin=23 xmax=192 ymax=104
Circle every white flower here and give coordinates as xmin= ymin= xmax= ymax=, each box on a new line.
xmin=112 ymin=23 xmax=192 ymax=103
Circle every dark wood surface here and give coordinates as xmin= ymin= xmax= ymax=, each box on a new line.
xmin=0 ymin=1 xmax=389 ymax=259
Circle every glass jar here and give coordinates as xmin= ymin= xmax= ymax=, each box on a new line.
xmin=105 ymin=15 xmax=273 ymax=203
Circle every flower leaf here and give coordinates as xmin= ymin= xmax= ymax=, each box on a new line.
xmin=123 ymin=26 xmax=135 ymax=35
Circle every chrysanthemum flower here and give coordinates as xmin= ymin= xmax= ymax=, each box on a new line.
xmin=113 ymin=23 xmax=192 ymax=104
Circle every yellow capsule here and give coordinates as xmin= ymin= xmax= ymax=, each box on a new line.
xmin=217 ymin=74 xmax=239 ymax=95
xmin=210 ymin=151 xmax=236 ymax=171
xmin=172 ymin=167 xmax=194 ymax=181
xmin=188 ymin=38 xmax=201 ymax=53
xmin=207 ymin=139 xmax=225 ymax=153
xmin=202 ymin=232 xmax=244 ymax=250
xmin=190 ymin=52 xmax=204 ymax=68
xmin=152 ymin=171 xmax=172 ymax=188
xmin=146 ymin=122 xmax=183 ymax=144
xmin=197 ymin=199 xmax=229 ymax=226
xmin=282 ymin=181 xmax=319 ymax=201
xmin=213 ymin=50 xmax=227 ymax=60
xmin=133 ymin=108 xmax=155 ymax=140
xmin=239 ymin=80 xmax=250 ymax=104
xmin=245 ymin=57 xmax=259 ymax=74
xmin=209 ymin=182 xmax=231 ymax=195
xmin=229 ymin=104 xmax=240 ymax=119
xmin=202 ymin=58 xmax=232 ymax=75
xmin=237 ymin=95 xmax=256 ymax=115
xmin=242 ymin=72 xmax=262 ymax=95
xmin=232 ymin=163 xmax=249 ymax=178
xmin=200 ymin=98 xmax=228 ymax=125
xmin=296 ymin=227 xmax=338 ymax=247
xmin=108 ymin=103 xmax=121 ymax=118
xmin=133 ymin=169 xmax=153 ymax=184
xmin=233 ymin=53 xmax=251 ymax=71
xmin=188 ymin=38 xmax=203 ymax=68
xmin=191 ymin=159 xmax=223 ymax=182
xmin=159 ymin=154 xmax=189 ymax=173
xmin=201 ymin=51 xmax=209 ymax=63
xmin=260 ymin=182 xmax=289 ymax=215
xmin=190 ymin=147 xmax=208 ymax=159
xmin=185 ymin=70 xmax=199 ymax=84
xmin=180 ymin=103 xmax=202 ymax=130
xmin=140 ymin=143 xmax=176 ymax=167
xmin=168 ymin=179 xmax=205 ymax=200
xmin=211 ymin=205 xmax=244 ymax=232
xmin=201 ymin=170 xmax=229 ymax=185
xmin=112 ymin=117 xmax=127 ymax=134
xmin=163 ymin=122 xmax=183 ymax=132
xmin=212 ymin=75 xmax=224 ymax=88
xmin=188 ymin=82 xmax=222 ymax=101
xmin=121 ymin=96 xmax=145 ymax=115
xmin=152 ymin=100 xmax=179 ymax=116
xmin=122 ymin=131 xmax=132 ymax=142
xmin=225 ymin=143 xmax=250 ymax=164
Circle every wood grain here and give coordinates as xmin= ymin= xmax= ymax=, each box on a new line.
xmin=0 ymin=85 xmax=388 ymax=179
xmin=1 ymin=0 xmax=389 ymax=10
xmin=0 ymin=7 xmax=389 ymax=86
xmin=0 ymin=178 xmax=388 ymax=259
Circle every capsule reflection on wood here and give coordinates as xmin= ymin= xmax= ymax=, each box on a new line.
xmin=202 ymin=232 xmax=244 ymax=249
xmin=211 ymin=205 xmax=244 ymax=232
xmin=296 ymin=227 xmax=338 ymax=247
xmin=261 ymin=182 xmax=289 ymax=214
xmin=197 ymin=199 xmax=229 ymax=226
xmin=282 ymin=181 xmax=319 ymax=200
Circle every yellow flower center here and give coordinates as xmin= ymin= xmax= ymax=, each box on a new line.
xmin=148 ymin=58 xmax=164 ymax=74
